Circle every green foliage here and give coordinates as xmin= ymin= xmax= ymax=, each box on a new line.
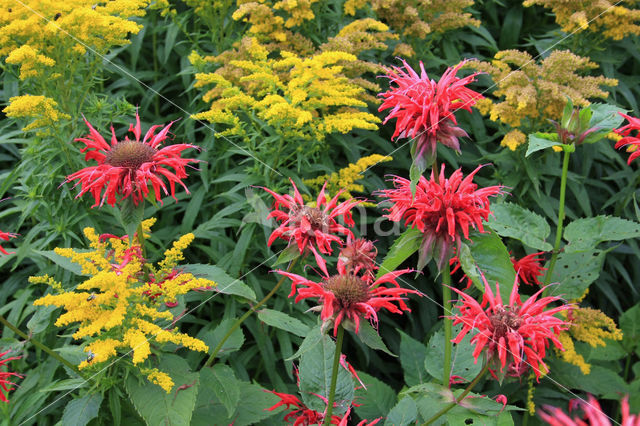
xmin=487 ymin=202 xmax=553 ymax=251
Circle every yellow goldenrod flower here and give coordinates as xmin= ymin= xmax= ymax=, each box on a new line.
xmin=3 ymin=95 xmax=70 ymax=133
xmin=500 ymin=129 xmax=527 ymax=151
xmin=144 ymin=368 xmax=174 ymax=393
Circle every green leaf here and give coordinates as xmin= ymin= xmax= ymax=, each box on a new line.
xmin=27 ymin=305 xmax=55 ymax=334
xmin=126 ymin=354 xmax=199 ymax=426
xmin=118 ymin=197 xmax=145 ymax=244
xmin=464 ymin=230 xmax=516 ymax=302
xmin=39 ymin=378 xmax=89 ymax=392
xmin=409 ymin=161 xmax=426 ymax=197
xmin=201 ymin=319 xmax=245 ymax=357
xmin=200 ymin=365 xmax=240 ymax=417
xmin=487 ymin=202 xmax=553 ymax=251
xmin=272 ymin=245 xmax=300 ymax=268
xmin=398 ymin=330 xmax=427 ymax=386
xmin=257 ymin=308 xmax=310 ymax=337
xmin=231 ymin=382 xmax=284 ymax=425
xmin=620 ymin=303 xmax=640 ymax=352
xmin=547 ymin=360 xmax=628 ymax=396
xmin=183 ymin=264 xmax=256 ymax=302
xmin=563 ymin=216 xmax=640 ymax=253
xmin=61 ymin=393 xmax=103 ymax=426
xmin=352 ymin=320 xmax=396 ymax=357
xmin=376 ymin=228 xmax=422 ymax=279
xmin=286 ymin=324 xmax=323 ymax=360
xmin=526 ymin=133 xmax=561 ymax=157
xmin=353 ymin=371 xmax=397 ymax=420
xmin=384 ymin=396 xmax=417 ymax=426
xmin=588 ymin=103 xmax=626 ymax=132
xmin=425 ymin=326 xmax=483 ymax=383
xmin=34 ymin=249 xmax=86 ymax=276
xmin=299 ymin=334 xmax=354 ymax=415
xmin=546 ymin=250 xmax=606 ymax=300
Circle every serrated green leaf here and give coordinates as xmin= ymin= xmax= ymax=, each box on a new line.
xmin=547 ymin=359 xmax=629 ymax=396
xmin=286 ymin=324 xmax=322 ymax=360
xmin=201 ymin=365 xmax=240 ymax=417
xmin=526 ymin=133 xmax=561 ymax=157
xmin=384 ymin=396 xmax=417 ymax=426
xmin=272 ymin=245 xmax=300 ymax=268
xmin=352 ymin=320 xmax=396 ymax=357
xmin=126 ymin=354 xmax=199 ymax=426
xmin=353 ymin=371 xmax=396 ymax=420
xmin=183 ymin=264 xmax=256 ymax=302
xmin=464 ymin=230 xmax=516 ymax=302
xmin=376 ymin=228 xmax=422 ymax=279
xmin=588 ymin=103 xmax=626 ymax=132
xmin=546 ymin=250 xmax=606 ymax=300
xmin=61 ymin=393 xmax=103 ymax=426
xmin=564 ymin=216 xmax=640 ymax=253
xmin=231 ymin=382 xmax=284 ymax=425
xmin=201 ymin=319 xmax=245 ymax=357
xmin=487 ymin=202 xmax=553 ymax=251
xmin=258 ymin=308 xmax=310 ymax=337
xmin=398 ymin=330 xmax=427 ymax=386
xmin=425 ymin=325 xmax=483 ymax=383
xmin=299 ymin=334 xmax=354 ymax=416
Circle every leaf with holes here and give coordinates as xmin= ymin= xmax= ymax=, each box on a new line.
xmin=564 ymin=216 xmax=640 ymax=253
xmin=545 ymin=250 xmax=607 ymax=300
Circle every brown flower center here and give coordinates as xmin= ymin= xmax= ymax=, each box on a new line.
xmin=105 ymin=141 xmax=156 ymax=168
xmin=324 ymin=275 xmax=370 ymax=307
xmin=489 ymin=307 xmax=522 ymax=339
xmin=291 ymin=206 xmax=329 ymax=235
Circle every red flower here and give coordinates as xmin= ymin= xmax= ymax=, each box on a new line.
xmin=66 ymin=112 xmax=199 ymax=207
xmin=378 ymin=59 xmax=482 ymax=164
xmin=277 ymin=264 xmax=418 ymax=336
xmin=0 ymin=350 xmax=22 ymax=403
xmin=0 ymin=230 xmax=17 ymax=255
xmin=338 ymin=237 xmax=378 ymax=283
xmin=377 ymin=165 xmax=503 ymax=271
xmin=264 ymin=180 xmax=360 ymax=276
xmin=614 ymin=113 xmax=640 ymax=164
xmin=450 ymin=276 xmax=570 ymax=381
xmin=511 ymin=252 xmax=546 ymax=286
xmin=539 ymin=395 xmax=639 ymax=426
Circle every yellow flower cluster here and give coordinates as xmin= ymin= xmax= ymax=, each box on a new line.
xmin=555 ymin=307 xmax=623 ymax=375
xmin=469 ymin=50 xmax=617 ymax=150
xmin=345 ymin=0 xmax=479 ymax=40
xmin=303 ymin=154 xmax=392 ymax=205
xmin=32 ymin=224 xmax=215 ymax=392
xmin=3 ymin=95 xmax=71 ymax=134
xmin=192 ymin=39 xmax=380 ymax=141
xmin=523 ymin=0 xmax=640 ymax=40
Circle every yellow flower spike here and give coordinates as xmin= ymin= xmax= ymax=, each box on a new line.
xmin=501 ymin=129 xmax=527 ymax=151
xmin=2 ymin=95 xmax=71 ymax=134
xmin=144 ymin=369 xmax=174 ymax=393
xmin=526 ymin=374 xmax=536 ymax=415
xmin=569 ymin=307 xmax=623 ymax=347
xmin=32 ymin=227 xmax=215 ymax=392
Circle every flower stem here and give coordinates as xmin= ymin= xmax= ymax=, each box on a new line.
xmin=544 ymin=149 xmax=571 ymax=285
xmin=323 ymin=324 xmax=345 ymax=426
xmin=204 ymin=257 xmax=298 ymax=367
xmin=442 ymin=260 xmax=452 ymax=388
xmin=0 ymin=314 xmax=84 ymax=377
xmin=423 ymin=361 xmax=490 ymax=425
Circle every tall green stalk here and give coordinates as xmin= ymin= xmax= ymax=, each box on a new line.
xmin=0 ymin=314 xmax=84 ymax=377
xmin=323 ymin=324 xmax=345 ymax=426
xmin=442 ymin=260 xmax=452 ymax=388
xmin=204 ymin=257 xmax=298 ymax=367
xmin=544 ymin=149 xmax=572 ymax=285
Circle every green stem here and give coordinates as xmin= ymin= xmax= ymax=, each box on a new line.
xmin=0 ymin=314 xmax=83 ymax=377
xmin=442 ymin=260 xmax=452 ymax=388
xmin=204 ymin=257 xmax=298 ymax=367
xmin=323 ymin=324 xmax=345 ymax=426
xmin=432 ymin=157 xmax=439 ymax=184
xmin=423 ymin=362 xmax=490 ymax=425
xmin=544 ymin=149 xmax=571 ymax=285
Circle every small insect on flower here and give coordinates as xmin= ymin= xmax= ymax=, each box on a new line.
xmin=86 ymin=350 xmax=95 ymax=363
xmin=86 ymin=293 xmax=96 ymax=301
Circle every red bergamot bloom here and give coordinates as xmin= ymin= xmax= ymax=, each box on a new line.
xmin=511 ymin=252 xmax=546 ymax=286
xmin=338 ymin=237 xmax=378 ymax=283
xmin=277 ymin=263 xmax=419 ymax=336
xmin=539 ymin=395 xmax=639 ymax=426
xmin=614 ymin=112 xmax=640 ymax=164
xmin=66 ymin=112 xmax=199 ymax=207
xmin=450 ymin=276 xmax=570 ymax=381
xmin=264 ymin=180 xmax=360 ymax=276
xmin=378 ymin=59 xmax=482 ymax=166
xmin=377 ymin=164 xmax=503 ymax=271
xmin=0 ymin=350 xmax=22 ymax=403
xmin=0 ymin=229 xmax=17 ymax=255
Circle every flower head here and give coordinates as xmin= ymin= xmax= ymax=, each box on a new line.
xmin=511 ymin=252 xmax=546 ymax=286
xmin=450 ymin=276 xmax=570 ymax=381
xmin=377 ymin=165 xmax=503 ymax=271
xmin=0 ymin=350 xmax=22 ymax=403
xmin=538 ymin=395 xmax=639 ymax=426
xmin=338 ymin=237 xmax=378 ymax=282
xmin=378 ymin=60 xmax=482 ymax=165
xmin=0 ymin=230 xmax=18 ymax=255
xmin=277 ymin=265 xmax=418 ymax=336
xmin=264 ymin=180 xmax=360 ymax=275
xmin=66 ymin=112 xmax=199 ymax=207
xmin=614 ymin=112 xmax=640 ymax=164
